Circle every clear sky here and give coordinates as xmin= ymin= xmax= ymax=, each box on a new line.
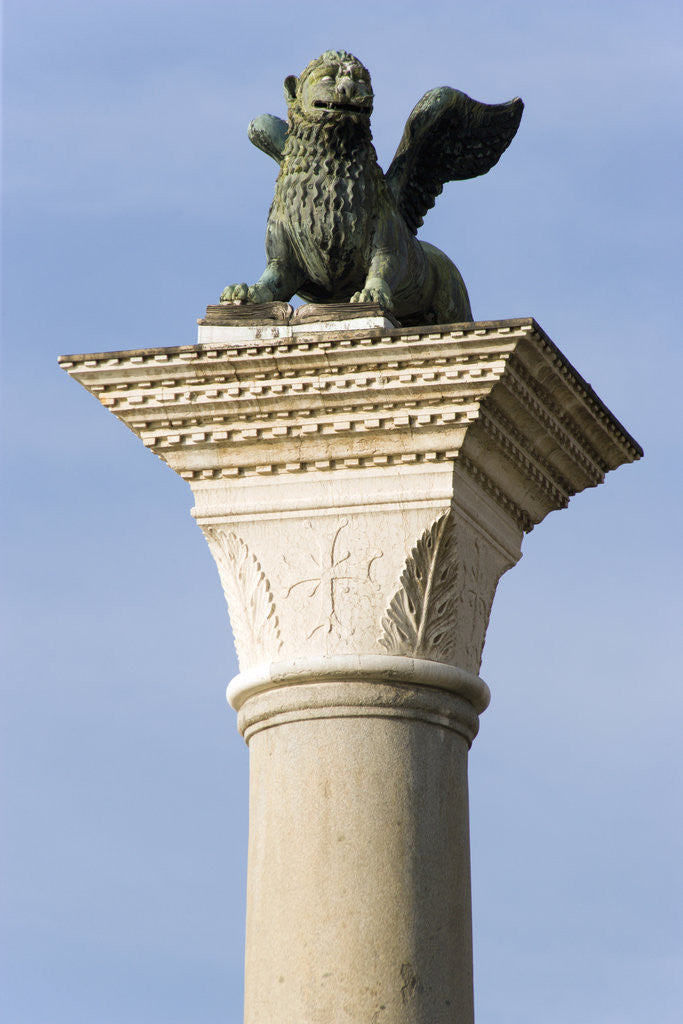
xmin=2 ymin=1 xmax=682 ymax=1022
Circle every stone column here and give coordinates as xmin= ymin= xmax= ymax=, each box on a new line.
xmin=238 ymin=667 xmax=482 ymax=1024
xmin=60 ymin=313 xmax=641 ymax=1024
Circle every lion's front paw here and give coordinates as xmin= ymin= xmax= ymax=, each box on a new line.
xmin=219 ymin=283 xmax=276 ymax=304
xmin=350 ymin=281 xmax=394 ymax=310
xmin=220 ymin=283 xmax=250 ymax=303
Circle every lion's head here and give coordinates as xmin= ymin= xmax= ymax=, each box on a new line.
xmin=283 ymin=51 xmax=373 ymax=125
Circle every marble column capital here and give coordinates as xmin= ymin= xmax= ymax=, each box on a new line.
xmin=60 ymin=316 xmax=641 ymax=686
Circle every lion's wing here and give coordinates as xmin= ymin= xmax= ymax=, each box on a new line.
xmin=385 ymin=88 xmax=523 ymax=235
xmin=247 ymin=114 xmax=288 ymax=165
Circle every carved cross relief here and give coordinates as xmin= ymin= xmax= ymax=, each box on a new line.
xmin=283 ymin=519 xmax=383 ymax=640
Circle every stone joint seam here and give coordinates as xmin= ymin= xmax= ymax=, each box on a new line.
xmin=239 ymin=704 xmax=480 ymax=746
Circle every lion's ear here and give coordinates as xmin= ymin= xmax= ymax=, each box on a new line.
xmin=283 ymin=75 xmax=298 ymax=105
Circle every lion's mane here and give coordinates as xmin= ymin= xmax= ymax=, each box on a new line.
xmin=271 ymin=71 xmax=384 ymax=288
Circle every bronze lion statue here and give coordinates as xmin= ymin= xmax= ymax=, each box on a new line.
xmin=220 ymin=51 xmax=523 ymax=326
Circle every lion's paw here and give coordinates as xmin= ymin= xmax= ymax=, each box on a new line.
xmin=350 ymin=283 xmax=394 ymax=309
xmin=219 ymin=283 xmax=276 ymax=304
xmin=220 ymin=283 xmax=250 ymax=302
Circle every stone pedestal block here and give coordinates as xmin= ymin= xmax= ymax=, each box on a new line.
xmin=60 ymin=315 xmax=641 ymax=1024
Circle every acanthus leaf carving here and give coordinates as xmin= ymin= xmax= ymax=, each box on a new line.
xmin=204 ymin=528 xmax=282 ymax=669
xmin=379 ymin=511 xmax=459 ymax=661
xmin=460 ymin=535 xmax=503 ymax=672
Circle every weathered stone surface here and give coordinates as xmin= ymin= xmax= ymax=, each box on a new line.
xmin=59 ymin=314 xmax=641 ymax=1024
xmin=240 ymin=679 xmax=479 ymax=1024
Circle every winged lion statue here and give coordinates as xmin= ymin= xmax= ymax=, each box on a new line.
xmin=220 ymin=51 xmax=523 ymax=326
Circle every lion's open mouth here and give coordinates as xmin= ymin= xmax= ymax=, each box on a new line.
xmin=313 ymin=100 xmax=370 ymax=114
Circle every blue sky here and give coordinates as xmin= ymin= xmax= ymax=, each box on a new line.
xmin=2 ymin=1 xmax=682 ymax=1022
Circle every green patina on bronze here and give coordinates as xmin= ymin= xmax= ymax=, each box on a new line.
xmin=221 ymin=51 xmax=523 ymax=325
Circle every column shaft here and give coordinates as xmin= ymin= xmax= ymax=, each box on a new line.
xmin=238 ymin=678 xmax=480 ymax=1024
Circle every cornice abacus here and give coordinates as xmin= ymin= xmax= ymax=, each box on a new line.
xmin=60 ymin=318 xmax=641 ymax=536
xmin=505 ymin=357 xmax=609 ymax=476
xmin=477 ymin=405 xmax=571 ymax=508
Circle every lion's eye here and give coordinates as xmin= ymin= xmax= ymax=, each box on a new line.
xmin=320 ymin=76 xmax=334 ymax=83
